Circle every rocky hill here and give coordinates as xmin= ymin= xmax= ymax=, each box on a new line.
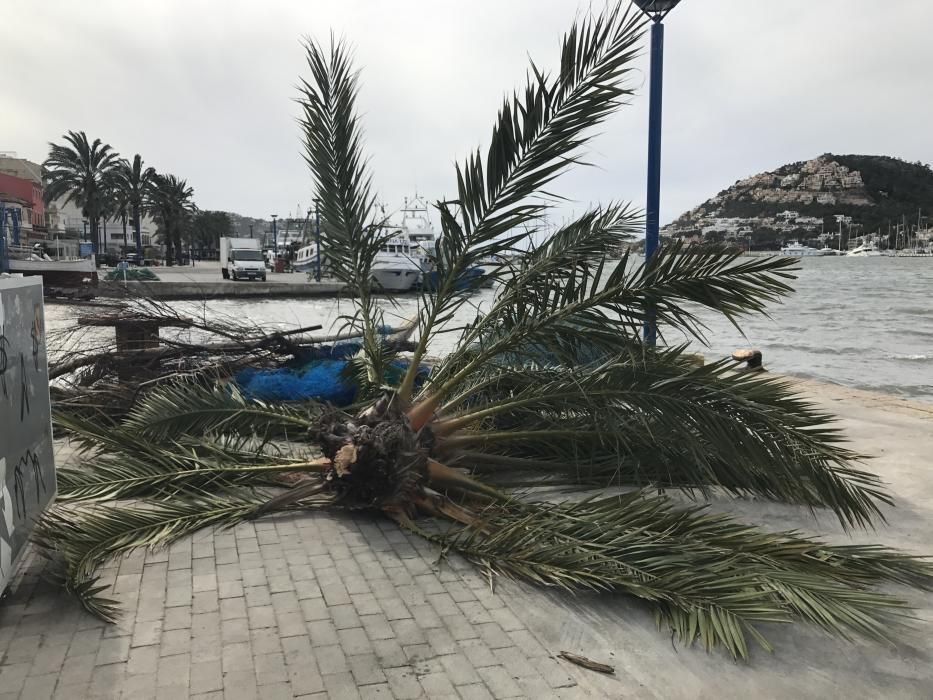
xmin=666 ymin=154 xmax=933 ymax=247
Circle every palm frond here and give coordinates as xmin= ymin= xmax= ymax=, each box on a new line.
xmin=422 ymin=243 xmax=798 ymax=406
xmin=415 ymin=493 xmax=932 ymax=660
xmin=55 ymin=405 xmax=328 ymax=502
xmin=115 ymin=380 xmax=318 ymax=440
xmin=33 ymin=492 xmax=271 ymax=620
xmin=396 ymin=5 xmax=645 ymax=398
xmin=432 ymin=353 xmax=885 ymax=528
xmin=56 ymin=448 xmax=326 ymax=502
xmin=298 ymin=34 xmax=394 ymax=386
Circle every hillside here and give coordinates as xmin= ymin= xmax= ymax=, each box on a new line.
xmin=666 ymin=154 xmax=933 ymax=247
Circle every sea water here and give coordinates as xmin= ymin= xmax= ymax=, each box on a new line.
xmin=44 ymin=256 xmax=933 ymax=402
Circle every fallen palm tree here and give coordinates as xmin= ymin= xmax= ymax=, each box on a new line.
xmin=37 ymin=3 xmax=932 ymax=661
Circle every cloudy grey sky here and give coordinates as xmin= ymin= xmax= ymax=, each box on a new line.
xmin=4 ymin=1 xmax=932 ymax=227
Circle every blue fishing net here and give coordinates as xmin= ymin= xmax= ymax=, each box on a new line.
xmin=234 ymin=336 xmax=430 ymax=405
xmin=235 ymin=359 xmax=357 ymax=404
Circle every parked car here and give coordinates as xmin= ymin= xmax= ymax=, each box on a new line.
xmin=97 ymin=252 xmax=120 ymax=267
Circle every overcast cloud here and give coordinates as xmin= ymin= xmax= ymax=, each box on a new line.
xmin=4 ymin=1 xmax=932 ymax=228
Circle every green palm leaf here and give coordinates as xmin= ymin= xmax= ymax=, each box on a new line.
xmin=147 ymin=173 xmax=196 ymax=264
xmin=425 ymin=241 xmax=798 ymax=403
xmin=413 ymin=493 xmax=931 ymax=660
xmin=434 ymin=353 xmax=884 ymax=528
xmin=297 ymin=35 xmax=393 ymax=385
xmin=56 ymin=444 xmax=324 ymax=502
xmin=43 ymin=130 xmax=121 ymax=255
xmin=34 ymin=493 xmax=274 ymax=620
xmin=118 ymin=380 xmax=317 ymax=440
xmin=396 ymin=6 xmax=646 ymax=398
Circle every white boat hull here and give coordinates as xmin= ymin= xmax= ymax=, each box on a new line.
xmin=780 ymin=242 xmax=822 ymax=256
xmin=8 ymin=257 xmax=98 ymax=286
xmin=846 ymin=243 xmax=883 ymax=257
xmin=293 ymin=259 xmax=317 ymax=273
xmin=371 ymin=266 xmax=420 ymax=292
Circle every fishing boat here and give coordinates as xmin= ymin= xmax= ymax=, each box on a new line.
xmin=780 ymin=241 xmax=822 ymax=256
xmin=3 ymin=243 xmax=98 ymax=286
xmin=370 ymin=237 xmax=421 ymax=291
xmin=293 ymin=244 xmax=320 ymax=274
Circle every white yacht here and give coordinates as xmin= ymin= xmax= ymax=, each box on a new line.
xmin=393 ymin=194 xmax=495 ymax=289
xmin=397 ymin=195 xmax=437 ymax=265
xmin=780 ymin=241 xmax=822 ymax=256
xmin=370 ymin=237 xmax=421 ymax=291
xmin=846 ymin=242 xmax=882 ymax=257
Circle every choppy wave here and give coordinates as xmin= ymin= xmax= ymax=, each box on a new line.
xmin=766 ymin=342 xmax=866 ymax=356
xmin=898 ymin=329 xmax=933 ymax=340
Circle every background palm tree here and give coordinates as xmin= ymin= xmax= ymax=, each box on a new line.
xmin=39 ymin=3 xmax=933 ymax=659
xmin=147 ymin=173 xmax=195 ymax=265
xmin=113 ymin=155 xmax=156 ymax=256
xmin=98 ymin=169 xmax=128 ymax=259
xmin=43 ymin=131 xmax=120 ymax=255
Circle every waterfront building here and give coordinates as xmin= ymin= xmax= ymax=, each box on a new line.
xmin=0 ymin=152 xmax=158 ymax=254
xmin=0 ymin=153 xmax=45 ymax=236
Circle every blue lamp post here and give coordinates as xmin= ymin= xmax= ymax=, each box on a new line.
xmin=635 ymin=0 xmax=682 ymax=345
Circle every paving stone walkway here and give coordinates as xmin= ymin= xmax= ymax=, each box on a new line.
xmin=0 ymin=499 xmax=590 ymax=699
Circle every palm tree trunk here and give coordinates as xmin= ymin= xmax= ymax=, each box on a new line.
xmin=164 ymin=225 xmax=173 ymax=266
xmin=122 ymin=214 xmax=128 ymax=251
xmin=90 ymin=218 xmax=100 ymax=257
xmin=173 ymin=222 xmax=183 ymax=265
xmin=133 ymin=206 xmax=142 ymax=257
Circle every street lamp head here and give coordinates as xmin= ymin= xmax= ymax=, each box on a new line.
xmin=633 ymin=0 xmax=682 ymax=21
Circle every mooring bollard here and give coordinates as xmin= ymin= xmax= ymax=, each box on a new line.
xmin=732 ymin=348 xmax=763 ymax=371
xmin=77 ymin=312 xmax=192 ymax=379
